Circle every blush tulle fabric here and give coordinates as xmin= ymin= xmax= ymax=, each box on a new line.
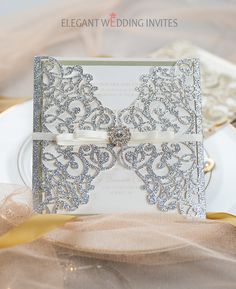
xmin=0 ymin=184 xmax=235 ymax=289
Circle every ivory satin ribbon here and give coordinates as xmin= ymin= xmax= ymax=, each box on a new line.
xmin=0 ymin=212 xmax=235 ymax=250
xmin=32 ymin=130 xmax=202 ymax=146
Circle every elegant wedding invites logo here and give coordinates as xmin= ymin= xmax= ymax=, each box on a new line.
xmin=61 ymin=12 xmax=178 ymax=28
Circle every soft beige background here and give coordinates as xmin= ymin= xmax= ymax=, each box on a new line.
xmin=0 ymin=2 xmax=236 ymax=288
xmin=0 ymin=0 xmax=236 ymax=101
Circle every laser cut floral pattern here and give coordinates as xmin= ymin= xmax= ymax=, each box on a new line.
xmin=151 ymin=41 xmax=236 ymax=135
xmin=33 ymin=57 xmax=205 ymax=217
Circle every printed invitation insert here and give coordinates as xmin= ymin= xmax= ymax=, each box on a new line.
xmin=33 ymin=57 xmax=205 ymax=216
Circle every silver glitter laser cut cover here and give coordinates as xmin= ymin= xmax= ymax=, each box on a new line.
xmin=33 ymin=57 xmax=205 ymax=217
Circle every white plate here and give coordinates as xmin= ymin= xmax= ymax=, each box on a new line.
xmin=0 ymin=101 xmax=235 ymax=214
xmin=0 ymin=100 xmax=32 ymax=184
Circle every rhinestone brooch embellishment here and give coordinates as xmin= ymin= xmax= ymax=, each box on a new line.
xmin=108 ymin=125 xmax=131 ymax=146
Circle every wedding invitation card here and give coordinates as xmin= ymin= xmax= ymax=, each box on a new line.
xmin=33 ymin=57 xmax=205 ymax=216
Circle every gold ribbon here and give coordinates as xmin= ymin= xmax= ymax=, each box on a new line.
xmin=0 ymin=214 xmax=76 ymax=249
xmin=206 ymin=212 xmax=236 ymax=227
xmin=0 ymin=212 xmax=235 ymax=250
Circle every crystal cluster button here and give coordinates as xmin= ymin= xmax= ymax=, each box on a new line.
xmin=108 ymin=125 xmax=131 ymax=146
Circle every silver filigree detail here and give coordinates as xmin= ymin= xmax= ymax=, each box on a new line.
xmin=33 ymin=56 xmax=205 ymax=217
xmin=151 ymin=41 xmax=236 ymax=136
